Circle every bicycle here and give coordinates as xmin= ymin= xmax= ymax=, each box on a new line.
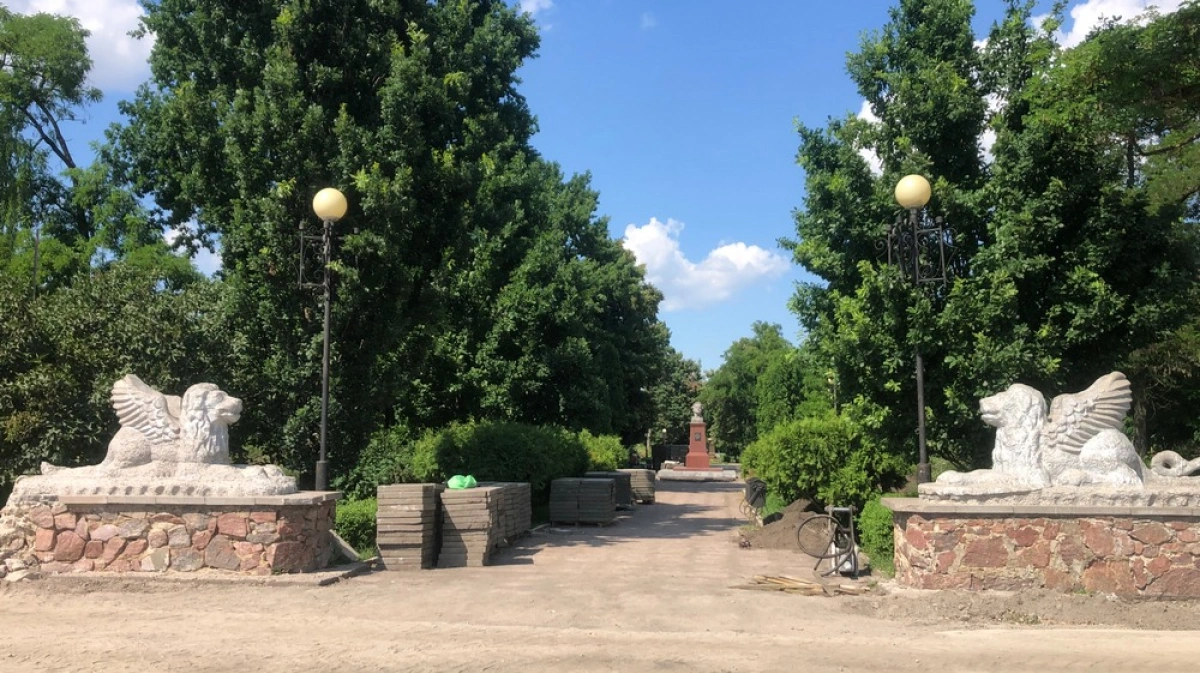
xmin=740 ymin=477 xmax=767 ymax=525
xmin=795 ymin=505 xmax=859 ymax=578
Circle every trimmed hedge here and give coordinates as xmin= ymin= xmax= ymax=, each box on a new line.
xmin=409 ymin=421 xmax=588 ymax=503
xmin=741 ymin=412 xmax=906 ymax=511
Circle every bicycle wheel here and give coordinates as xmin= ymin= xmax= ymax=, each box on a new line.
xmin=796 ymin=514 xmax=840 ymax=558
xmin=833 ymin=528 xmax=858 ymax=576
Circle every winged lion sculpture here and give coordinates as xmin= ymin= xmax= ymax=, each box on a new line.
xmin=936 ymin=372 xmax=1145 ymax=490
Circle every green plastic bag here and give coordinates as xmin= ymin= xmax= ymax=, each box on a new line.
xmin=447 ymin=474 xmax=478 ymax=489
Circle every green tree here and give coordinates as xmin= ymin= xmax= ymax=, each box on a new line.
xmin=1064 ymin=1 xmax=1200 ymax=214
xmin=754 ymin=341 xmax=835 ymax=435
xmin=1059 ymin=1 xmax=1200 ymax=453
xmin=699 ymin=322 xmax=794 ymax=457
xmin=645 ymin=348 xmax=702 ymax=445
xmin=0 ymin=264 xmax=227 ymax=500
xmin=116 ymin=0 xmax=671 ymax=482
xmin=0 ymin=8 xmax=183 ymax=290
xmin=787 ymin=0 xmax=1198 ymax=473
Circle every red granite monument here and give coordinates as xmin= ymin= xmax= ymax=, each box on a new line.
xmin=684 ymin=402 xmax=710 ymax=469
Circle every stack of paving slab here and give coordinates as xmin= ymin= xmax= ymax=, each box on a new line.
xmin=619 ymin=468 xmax=656 ymax=503
xmin=550 ymin=477 xmax=616 ymax=525
xmin=549 ymin=478 xmax=582 ymax=524
xmin=376 ymin=483 xmax=443 ymax=570
xmin=585 ymin=471 xmax=633 ymax=509
xmin=477 ymin=482 xmax=532 ymax=544
xmin=438 ymin=485 xmax=502 ymax=567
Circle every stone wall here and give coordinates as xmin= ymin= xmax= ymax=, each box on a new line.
xmin=0 ymin=493 xmax=339 ymax=579
xmin=885 ymin=498 xmax=1200 ymax=597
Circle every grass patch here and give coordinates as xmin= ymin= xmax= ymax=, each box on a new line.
xmin=760 ymin=491 xmax=787 ymax=519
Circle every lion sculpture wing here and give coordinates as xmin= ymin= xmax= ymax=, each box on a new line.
xmin=1040 ymin=372 xmax=1132 ymax=455
xmin=110 ymin=374 xmax=181 ymax=444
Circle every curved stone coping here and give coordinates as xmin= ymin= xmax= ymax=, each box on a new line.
xmin=49 ymin=491 xmax=341 ymax=507
xmin=882 ymin=496 xmax=1200 ymax=518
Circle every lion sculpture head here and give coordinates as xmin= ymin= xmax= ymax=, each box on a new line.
xmin=179 ymin=383 xmax=242 ymax=463
xmin=978 ymin=383 xmax=1051 ymax=486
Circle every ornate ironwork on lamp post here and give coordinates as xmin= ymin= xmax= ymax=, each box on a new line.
xmin=885 ymin=174 xmax=954 ymax=484
xmin=301 ymin=187 xmax=348 ymax=492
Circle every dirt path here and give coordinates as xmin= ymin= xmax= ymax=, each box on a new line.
xmin=2 ymin=481 xmax=1199 ymax=672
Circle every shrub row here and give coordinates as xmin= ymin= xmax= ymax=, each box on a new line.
xmin=335 ymin=498 xmax=378 ymax=558
xmin=343 ymin=420 xmax=597 ymax=505
xmin=740 ymin=411 xmax=906 ymax=512
xmin=579 ymin=429 xmax=626 ymax=471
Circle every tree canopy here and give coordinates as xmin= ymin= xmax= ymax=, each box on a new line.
xmin=784 ymin=0 xmax=1199 ymax=474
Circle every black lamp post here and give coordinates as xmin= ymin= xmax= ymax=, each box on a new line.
xmin=303 ymin=187 xmax=348 ymax=491
xmin=886 ymin=174 xmax=953 ymax=484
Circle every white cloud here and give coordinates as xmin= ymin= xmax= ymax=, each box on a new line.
xmin=192 ymin=245 xmax=222 ymax=277
xmin=855 ymin=101 xmax=884 ymax=176
xmin=641 ymin=13 xmax=657 ymax=30
xmin=8 ymin=0 xmax=153 ymax=93
xmin=165 ymin=225 xmax=222 ymax=277
xmin=980 ymin=93 xmax=1003 ymax=163
xmin=621 ymin=218 xmax=789 ymax=312
xmin=1037 ymin=0 xmax=1186 ymax=48
xmin=519 ymin=0 xmax=553 ymax=18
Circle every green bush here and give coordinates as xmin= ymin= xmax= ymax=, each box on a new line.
xmin=335 ymin=498 xmax=378 ymax=558
xmin=338 ymin=424 xmax=415 ymax=500
xmin=580 ymin=429 xmax=626 ymax=471
xmin=741 ymin=410 xmax=906 ymax=511
xmin=857 ymin=495 xmax=895 ymax=576
xmin=761 ymin=491 xmax=787 ymax=519
xmin=409 ymin=421 xmax=588 ymax=504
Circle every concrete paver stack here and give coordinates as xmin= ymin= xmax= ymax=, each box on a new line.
xmin=619 ymin=468 xmax=656 ymax=503
xmin=585 ymin=471 xmax=633 ymax=508
xmin=549 ymin=478 xmax=582 ymax=524
xmin=550 ymin=477 xmax=616 ymax=525
xmin=376 ymin=483 xmax=444 ymax=570
xmin=578 ymin=478 xmax=616 ymax=524
xmin=438 ymin=486 xmax=500 ymax=567
xmin=478 ymin=482 xmax=532 ymax=544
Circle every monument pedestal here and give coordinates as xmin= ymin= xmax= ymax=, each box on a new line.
xmin=657 ymin=402 xmax=735 ymax=481
xmin=684 ymin=420 xmax=710 ymax=469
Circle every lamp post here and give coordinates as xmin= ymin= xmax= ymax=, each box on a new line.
xmin=305 ymin=187 xmax=348 ymax=491
xmin=886 ymin=174 xmax=953 ymax=484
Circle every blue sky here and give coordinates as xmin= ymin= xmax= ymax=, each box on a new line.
xmin=9 ymin=0 xmax=1183 ymax=371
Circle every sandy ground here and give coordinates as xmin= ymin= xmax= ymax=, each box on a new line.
xmin=3 ymin=481 xmax=1200 ymax=673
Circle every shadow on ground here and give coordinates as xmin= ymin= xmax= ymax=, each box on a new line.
xmin=490 ymin=480 xmax=750 ymax=565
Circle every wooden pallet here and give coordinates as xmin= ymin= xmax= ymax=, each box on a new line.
xmin=729 ymin=575 xmax=865 ymax=597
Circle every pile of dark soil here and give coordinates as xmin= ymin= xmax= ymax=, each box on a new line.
xmin=739 ymin=498 xmax=817 ymax=550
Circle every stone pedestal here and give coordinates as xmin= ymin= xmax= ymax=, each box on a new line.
xmin=0 ymin=492 xmax=339 ymax=577
xmin=685 ymin=420 xmax=710 ymax=469
xmin=884 ymin=498 xmax=1200 ymax=597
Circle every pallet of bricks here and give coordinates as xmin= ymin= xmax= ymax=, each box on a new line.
xmin=549 ymin=477 xmax=616 ymax=525
xmin=440 ymin=484 xmax=533 ymax=568
xmin=618 ymin=468 xmax=655 ymax=503
xmin=584 ymin=471 xmax=633 ymax=509
xmin=376 ymin=483 xmax=443 ymax=570
xmin=476 ymin=482 xmax=532 ymax=546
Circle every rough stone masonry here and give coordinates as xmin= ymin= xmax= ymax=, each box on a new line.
xmin=0 ymin=495 xmax=336 ymax=578
xmin=892 ymin=510 xmax=1200 ymax=597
